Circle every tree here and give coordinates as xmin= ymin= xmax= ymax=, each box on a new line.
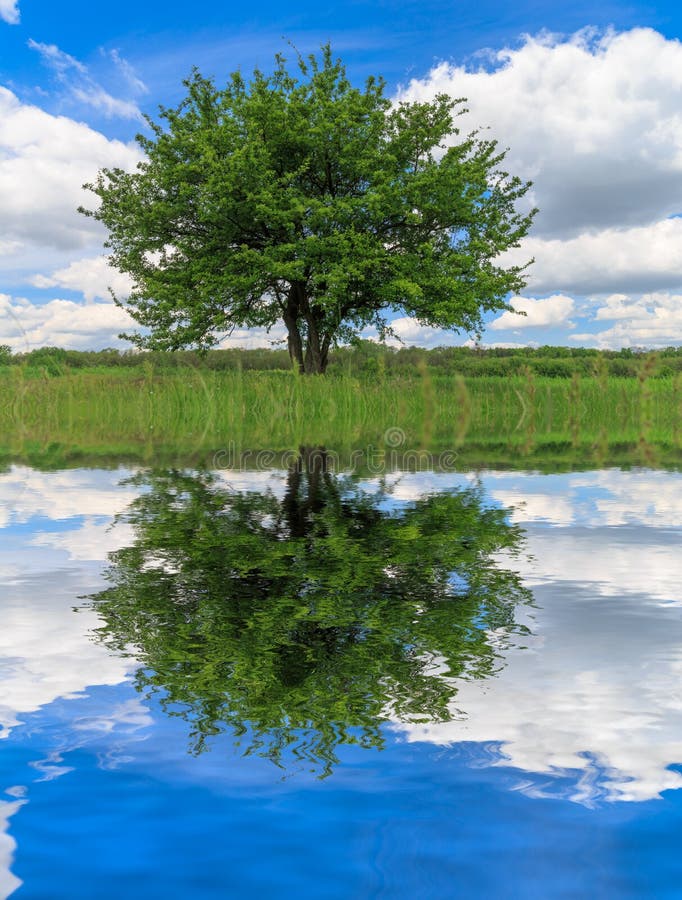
xmin=85 ymin=452 xmax=531 ymax=775
xmin=81 ymin=47 xmax=535 ymax=374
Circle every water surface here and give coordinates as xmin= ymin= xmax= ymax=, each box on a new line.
xmin=1 ymin=461 xmax=682 ymax=897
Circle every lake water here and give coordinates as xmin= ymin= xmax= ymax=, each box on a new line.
xmin=1 ymin=459 xmax=682 ymax=898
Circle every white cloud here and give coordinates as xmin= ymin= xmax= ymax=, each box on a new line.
xmin=502 ymin=219 xmax=682 ymax=295
xmin=28 ymin=40 xmax=143 ymax=121
xmin=31 ymin=256 xmax=134 ymax=302
xmin=593 ymin=294 xmax=638 ymax=320
xmin=401 ymin=27 xmax=682 ymax=331
xmin=400 ymin=28 xmax=682 ymax=239
xmin=392 ymin=316 xmax=462 ymax=346
xmin=360 ymin=316 xmax=466 ymax=348
xmin=0 ymin=293 xmax=136 ymax=351
xmin=0 ymin=0 xmax=19 ymax=24
xmin=0 ymin=87 xmax=141 ymax=254
xmin=217 ymin=323 xmax=288 ymax=350
xmin=490 ymin=294 xmax=574 ymax=330
xmin=577 ymin=291 xmax=682 ymax=348
xmin=70 ymin=86 xmax=143 ymax=121
xmin=108 ymin=48 xmax=148 ymax=95
xmin=27 ymin=40 xmax=87 ymax=76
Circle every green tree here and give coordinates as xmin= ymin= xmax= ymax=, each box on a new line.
xmin=85 ymin=452 xmax=531 ymax=775
xmin=81 ymin=47 xmax=535 ymax=374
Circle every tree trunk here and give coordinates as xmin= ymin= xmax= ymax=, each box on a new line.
xmin=284 ymin=282 xmax=328 ymax=375
xmin=283 ymin=287 xmax=305 ymax=374
xmin=300 ymin=290 xmax=326 ymax=374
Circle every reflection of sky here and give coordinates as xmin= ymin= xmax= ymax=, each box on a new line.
xmin=2 ymin=464 xmax=682 ymax=895
xmin=0 ymin=466 xmax=145 ymax=897
xmin=384 ymin=468 xmax=682 ymax=803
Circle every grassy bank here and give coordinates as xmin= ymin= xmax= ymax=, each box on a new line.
xmin=2 ymin=367 xmax=682 ymax=471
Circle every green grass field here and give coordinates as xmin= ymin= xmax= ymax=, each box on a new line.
xmin=2 ymin=366 xmax=681 ymax=471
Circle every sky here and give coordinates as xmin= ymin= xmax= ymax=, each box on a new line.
xmin=1 ymin=0 xmax=682 ymax=351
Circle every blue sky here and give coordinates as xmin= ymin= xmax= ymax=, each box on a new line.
xmin=2 ymin=0 xmax=682 ymax=350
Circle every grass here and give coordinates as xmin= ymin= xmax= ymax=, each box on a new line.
xmin=2 ymin=366 xmax=682 ymax=471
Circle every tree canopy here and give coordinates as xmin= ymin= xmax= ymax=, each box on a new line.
xmin=85 ymin=453 xmax=531 ymax=775
xmin=81 ymin=47 xmax=535 ymax=373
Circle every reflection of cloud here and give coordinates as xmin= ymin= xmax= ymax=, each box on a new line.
xmin=513 ymin=527 xmax=682 ymax=604
xmin=0 ymin=464 xmax=151 ymax=893
xmin=574 ymin=469 xmax=682 ymax=526
xmin=394 ymin=468 xmax=682 ymax=804
xmin=0 ymin=466 xmax=139 ymax=524
xmin=396 ymin=578 xmax=682 ymax=803
xmin=213 ymin=469 xmax=289 ymax=496
xmin=487 ymin=468 xmax=682 ymax=530
xmin=489 ymin=470 xmax=682 ymax=603
xmin=0 ymin=468 xmax=141 ymax=736
xmin=31 ymin=517 xmax=134 ymax=561
xmin=0 ymin=798 xmax=24 ymax=899
xmin=31 ymin=697 xmax=153 ymax=780
xmin=0 ymin=575 xmax=136 ymax=737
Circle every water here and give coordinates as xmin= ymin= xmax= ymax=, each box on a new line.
xmin=1 ymin=461 xmax=682 ymax=897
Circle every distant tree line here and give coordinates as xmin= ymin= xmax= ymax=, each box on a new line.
xmin=2 ymin=341 xmax=682 ymax=378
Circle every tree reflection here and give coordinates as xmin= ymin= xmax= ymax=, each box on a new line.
xmin=86 ymin=449 xmax=531 ymax=775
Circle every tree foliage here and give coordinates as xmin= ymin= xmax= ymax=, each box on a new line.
xmin=85 ymin=453 xmax=531 ymax=775
xmin=82 ymin=47 xmax=535 ymax=373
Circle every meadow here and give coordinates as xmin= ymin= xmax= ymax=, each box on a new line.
xmin=2 ymin=356 xmax=682 ymax=472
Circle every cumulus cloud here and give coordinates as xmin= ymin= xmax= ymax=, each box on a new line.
xmin=400 ymin=28 xmax=682 ymax=238
xmin=31 ymin=256 xmax=134 ymax=302
xmin=0 ymin=293 xmax=136 ymax=351
xmin=392 ymin=316 xmax=464 ymax=346
xmin=360 ymin=316 xmax=466 ymax=348
xmin=399 ymin=27 xmax=682 ymax=342
xmin=573 ymin=291 xmax=682 ymax=348
xmin=28 ymin=40 xmax=144 ymax=120
xmin=0 ymin=87 xmax=141 ymax=254
xmin=217 ymin=323 xmax=288 ymax=350
xmin=502 ymin=219 xmax=682 ymax=295
xmin=490 ymin=294 xmax=574 ymax=330
xmin=0 ymin=0 xmax=19 ymax=24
